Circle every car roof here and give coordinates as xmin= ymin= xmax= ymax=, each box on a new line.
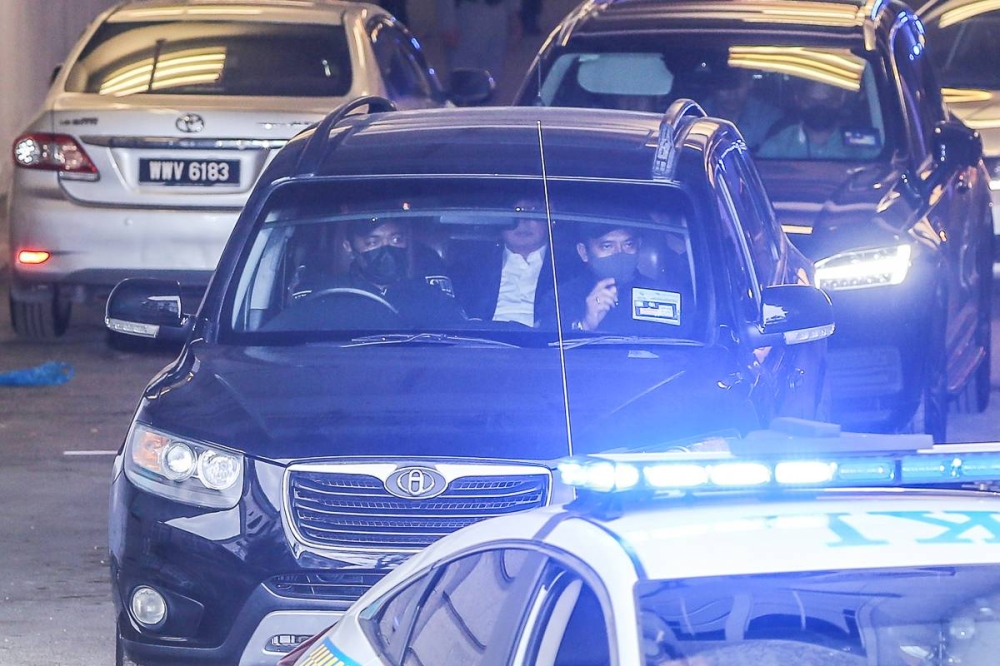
xmin=301 ymin=106 xmax=717 ymax=182
xmin=556 ymin=0 xmax=893 ymax=42
xmin=108 ymin=0 xmax=377 ymax=23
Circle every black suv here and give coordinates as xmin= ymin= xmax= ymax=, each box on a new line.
xmin=516 ymin=0 xmax=994 ymax=441
xmin=106 ymin=98 xmax=832 ymax=665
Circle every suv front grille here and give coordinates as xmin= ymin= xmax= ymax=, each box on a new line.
xmin=287 ymin=470 xmax=550 ymax=551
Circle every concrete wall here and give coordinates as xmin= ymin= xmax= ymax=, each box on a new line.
xmin=0 ymin=0 xmax=118 ymax=188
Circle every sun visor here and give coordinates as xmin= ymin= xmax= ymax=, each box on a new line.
xmin=577 ymin=54 xmax=674 ymax=96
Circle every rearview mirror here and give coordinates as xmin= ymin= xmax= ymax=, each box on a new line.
xmin=106 ymin=278 xmax=189 ymax=340
xmin=749 ymin=284 xmax=835 ymax=346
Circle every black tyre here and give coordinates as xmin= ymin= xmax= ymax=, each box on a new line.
xmin=9 ymin=292 xmax=71 ymax=339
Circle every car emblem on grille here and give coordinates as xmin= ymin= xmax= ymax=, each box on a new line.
xmin=176 ymin=113 xmax=205 ymax=133
xmin=385 ymin=467 xmax=447 ymax=499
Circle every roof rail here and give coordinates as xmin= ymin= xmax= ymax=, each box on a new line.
xmin=295 ymin=95 xmax=397 ymax=176
xmin=662 ymin=99 xmax=707 ymax=128
xmin=651 ymin=99 xmax=705 ymax=182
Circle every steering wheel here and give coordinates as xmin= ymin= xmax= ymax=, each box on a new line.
xmin=300 ymin=287 xmax=399 ymax=314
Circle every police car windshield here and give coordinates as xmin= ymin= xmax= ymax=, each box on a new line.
xmin=638 ymin=566 xmax=1000 ymax=665
xmin=223 ymin=177 xmax=707 ymax=344
xmin=533 ymin=42 xmax=889 ymax=161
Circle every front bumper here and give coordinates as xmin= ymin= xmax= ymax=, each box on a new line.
xmin=109 ymin=460 xmax=395 ymax=666
xmin=823 ymin=267 xmax=936 ymax=432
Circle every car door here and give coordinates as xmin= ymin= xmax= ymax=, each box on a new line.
xmin=361 ymin=547 xmax=550 ymax=664
xmin=891 ymin=16 xmax=981 ymax=389
xmin=368 ymin=18 xmax=446 ymax=110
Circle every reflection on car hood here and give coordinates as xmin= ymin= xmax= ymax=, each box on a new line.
xmin=756 ymin=160 xmax=915 ymax=260
xmin=139 ymin=341 xmax=754 ymax=463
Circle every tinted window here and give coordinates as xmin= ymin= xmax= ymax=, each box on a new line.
xmin=893 ymin=20 xmax=946 ymax=157
xmin=401 ymin=549 xmax=545 ymax=664
xmin=526 ymin=569 xmax=612 ymax=666
xmin=535 ymin=44 xmax=887 ymax=160
xmin=720 ymin=148 xmax=780 ymax=281
xmin=371 ymin=22 xmax=435 ymax=100
xmin=927 ymin=9 xmax=1000 ymax=89
xmin=66 ymin=21 xmax=353 ymax=97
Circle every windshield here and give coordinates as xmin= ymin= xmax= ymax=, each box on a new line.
xmin=224 ymin=177 xmax=707 ymax=345
xmin=66 ymin=20 xmax=352 ymax=97
xmin=927 ymin=10 xmax=1000 ymax=89
xmin=532 ymin=44 xmax=888 ymax=160
xmin=638 ymin=566 xmax=1000 ymax=665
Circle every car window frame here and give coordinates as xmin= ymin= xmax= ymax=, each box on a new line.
xmin=368 ymin=17 xmax=441 ymax=103
xmin=714 ymin=165 xmax=764 ymax=324
xmin=889 ymin=13 xmax=948 ymax=166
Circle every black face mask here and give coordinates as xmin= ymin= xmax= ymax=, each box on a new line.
xmin=801 ymin=105 xmax=840 ymax=132
xmin=358 ymin=245 xmax=409 ymax=285
xmin=588 ymin=251 xmax=639 ymax=286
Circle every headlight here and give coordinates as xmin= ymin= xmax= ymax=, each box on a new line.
xmin=814 ymin=244 xmax=911 ymax=291
xmin=124 ymin=423 xmax=244 ymax=508
xmin=985 ymin=157 xmax=1000 ymax=191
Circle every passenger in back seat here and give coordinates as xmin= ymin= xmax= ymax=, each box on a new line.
xmin=450 ymin=201 xmax=577 ymax=327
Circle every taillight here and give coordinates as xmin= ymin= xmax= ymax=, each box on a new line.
xmin=12 ymin=133 xmax=99 ymax=180
xmin=17 ymin=250 xmax=51 ymax=265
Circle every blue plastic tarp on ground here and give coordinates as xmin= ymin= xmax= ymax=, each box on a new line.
xmin=0 ymin=362 xmax=74 ymax=386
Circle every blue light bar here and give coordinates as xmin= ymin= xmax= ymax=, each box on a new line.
xmin=558 ymin=448 xmax=1000 ymax=495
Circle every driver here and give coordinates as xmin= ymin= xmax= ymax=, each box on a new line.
xmin=294 ymin=217 xmax=466 ymax=327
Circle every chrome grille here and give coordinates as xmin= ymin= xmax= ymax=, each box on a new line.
xmin=288 ymin=470 xmax=550 ymax=551
xmin=267 ymin=571 xmax=388 ymax=603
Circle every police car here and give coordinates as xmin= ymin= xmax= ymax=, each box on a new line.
xmin=280 ymin=422 xmax=1000 ymax=666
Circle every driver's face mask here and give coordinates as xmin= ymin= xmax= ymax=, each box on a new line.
xmin=588 ymin=251 xmax=639 ymax=286
xmin=358 ymin=245 xmax=409 ymax=285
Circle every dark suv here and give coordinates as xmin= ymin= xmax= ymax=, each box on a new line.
xmin=106 ymin=98 xmax=832 ymax=665
xmin=516 ymin=0 xmax=994 ymax=441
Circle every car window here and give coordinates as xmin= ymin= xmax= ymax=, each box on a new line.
xmin=373 ymin=549 xmax=547 ymax=665
xmin=715 ymin=175 xmax=761 ymax=320
xmin=926 ymin=7 xmax=1000 ymax=89
xmin=224 ymin=177 xmax=707 ymax=343
xmin=370 ymin=21 xmax=435 ymax=101
xmin=637 ymin=565 xmax=1000 ymax=666
xmin=523 ymin=567 xmax=613 ymax=666
xmin=65 ymin=20 xmax=353 ymax=97
xmin=719 ymin=146 xmax=781 ymax=282
xmin=535 ymin=45 xmax=887 ymax=160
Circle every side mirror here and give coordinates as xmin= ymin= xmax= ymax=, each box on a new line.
xmin=449 ymin=68 xmax=495 ymax=106
xmin=749 ymin=285 xmax=835 ymax=347
xmin=50 ymin=65 xmax=62 ymax=86
xmin=933 ymin=120 xmax=982 ymax=169
xmin=106 ymin=278 xmax=188 ymax=340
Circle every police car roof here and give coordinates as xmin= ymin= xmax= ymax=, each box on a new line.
xmin=425 ymin=487 xmax=1000 ymax=584
xmin=299 ymin=106 xmax=706 ymax=182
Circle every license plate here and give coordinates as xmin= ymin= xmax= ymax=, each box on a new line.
xmin=139 ymin=159 xmax=240 ymax=186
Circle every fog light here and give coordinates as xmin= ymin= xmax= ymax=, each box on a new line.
xmin=130 ymin=586 xmax=167 ymax=627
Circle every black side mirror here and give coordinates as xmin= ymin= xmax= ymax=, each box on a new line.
xmin=449 ymin=68 xmax=495 ymax=106
xmin=933 ymin=120 xmax=983 ymax=169
xmin=749 ymin=284 xmax=835 ymax=347
xmin=106 ymin=278 xmax=188 ymax=340
xmin=50 ymin=65 xmax=62 ymax=86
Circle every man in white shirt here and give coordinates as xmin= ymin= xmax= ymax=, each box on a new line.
xmin=452 ymin=203 xmax=580 ymax=326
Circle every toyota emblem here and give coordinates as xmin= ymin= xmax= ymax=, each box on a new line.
xmin=176 ymin=113 xmax=205 ymax=133
xmin=385 ymin=467 xmax=447 ymax=500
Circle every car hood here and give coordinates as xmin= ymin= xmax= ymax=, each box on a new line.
xmin=756 ymin=160 xmax=917 ymax=261
xmin=139 ymin=341 xmax=753 ymax=463
xmin=944 ymin=91 xmax=1000 ymax=156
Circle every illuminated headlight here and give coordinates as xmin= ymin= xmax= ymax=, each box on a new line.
xmin=814 ymin=244 xmax=911 ymax=291
xmin=124 ymin=424 xmax=244 ymax=508
xmin=985 ymin=157 xmax=1000 ymax=191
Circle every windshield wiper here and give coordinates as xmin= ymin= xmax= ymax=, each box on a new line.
xmin=344 ymin=333 xmax=520 ymax=348
xmin=549 ymin=335 xmax=704 ymax=350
